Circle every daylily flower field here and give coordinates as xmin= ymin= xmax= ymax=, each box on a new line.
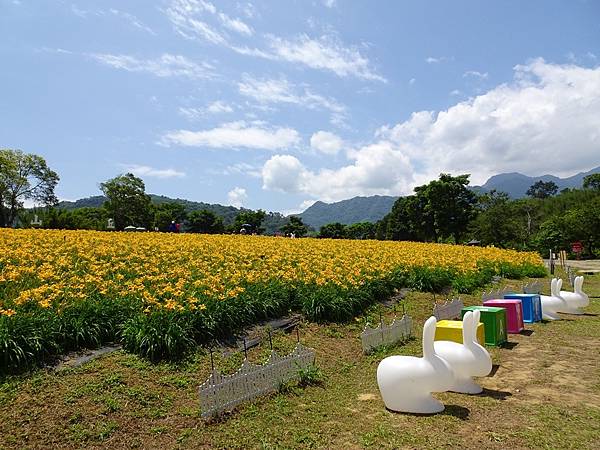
xmin=0 ymin=229 xmax=545 ymax=371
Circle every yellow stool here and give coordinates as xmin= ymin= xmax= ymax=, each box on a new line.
xmin=434 ymin=320 xmax=485 ymax=345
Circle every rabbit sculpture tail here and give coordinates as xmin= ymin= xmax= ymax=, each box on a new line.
xmin=558 ymin=276 xmax=589 ymax=314
xmin=433 ymin=310 xmax=492 ymax=394
xmin=539 ymin=278 xmax=563 ymax=321
xmin=377 ymin=316 xmax=455 ymax=414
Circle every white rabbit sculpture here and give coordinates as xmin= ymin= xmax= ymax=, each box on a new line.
xmin=539 ymin=278 xmax=567 ymax=321
xmin=433 ymin=310 xmax=492 ymax=394
xmin=377 ymin=316 xmax=455 ymax=414
xmin=558 ymin=276 xmax=589 ymax=315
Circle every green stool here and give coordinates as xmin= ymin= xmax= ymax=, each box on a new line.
xmin=461 ymin=306 xmax=507 ymax=346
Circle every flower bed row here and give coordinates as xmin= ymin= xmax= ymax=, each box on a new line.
xmin=0 ymin=229 xmax=545 ymax=372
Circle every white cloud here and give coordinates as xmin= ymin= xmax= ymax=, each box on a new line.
xmin=164 ymin=1 xmax=383 ymax=81
xmin=262 ymin=142 xmax=415 ymax=202
xmin=109 ymin=9 xmax=156 ymax=35
xmin=227 ymin=187 xmax=247 ymax=207
xmin=71 ymin=5 xmax=92 ymax=18
xmin=409 ymin=78 xmax=416 ymax=85
xmin=310 ymin=131 xmax=343 ymax=155
xmin=267 ymin=34 xmax=386 ymax=81
xmin=425 ymin=56 xmax=452 ymax=64
xmin=219 ymin=162 xmax=262 ymax=178
xmin=237 ymin=2 xmax=258 ymax=19
xmin=449 ymin=89 xmax=461 ymax=96
xmin=207 ymin=100 xmax=234 ymax=113
xmin=263 ymin=59 xmax=600 ymax=201
xmin=161 ymin=121 xmax=300 ymax=150
xmin=123 ymin=164 xmax=186 ymax=179
xmin=218 ymin=12 xmax=253 ymax=35
xmin=323 ymin=0 xmax=336 ymax=7
xmin=70 ymin=5 xmax=156 ymax=34
xmin=37 ymin=47 xmax=74 ymax=55
xmin=262 ymin=155 xmax=306 ymax=193
xmin=166 ymin=0 xmax=252 ymax=43
xmin=378 ymin=58 xmax=600 ymax=183
xmin=237 ymin=75 xmax=347 ymax=124
xmin=281 ymin=199 xmax=317 ymax=216
xmin=89 ymin=53 xmax=214 ymax=79
xmin=463 ymin=70 xmax=488 ymax=79
xmin=179 ymin=101 xmax=234 ymax=121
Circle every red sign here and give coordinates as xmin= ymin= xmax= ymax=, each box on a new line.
xmin=571 ymin=241 xmax=583 ymax=253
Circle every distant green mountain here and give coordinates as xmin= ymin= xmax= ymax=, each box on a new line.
xmin=298 ymin=195 xmax=398 ymax=229
xmin=473 ymin=166 xmax=600 ymax=198
xmin=57 ymin=195 xmax=287 ymax=234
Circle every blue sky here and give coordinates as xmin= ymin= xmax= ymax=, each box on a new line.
xmin=2 ymin=0 xmax=599 ymax=213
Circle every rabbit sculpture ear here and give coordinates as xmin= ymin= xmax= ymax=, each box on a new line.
xmin=576 ymin=276 xmax=583 ymax=293
xmin=550 ymin=278 xmax=557 ymax=296
xmin=471 ymin=309 xmax=481 ymax=343
xmin=461 ymin=311 xmax=474 ymax=345
xmin=422 ymin=316 xmax=437 ymax=359
xmin=557 ymin=278 xmax=563 ymax=292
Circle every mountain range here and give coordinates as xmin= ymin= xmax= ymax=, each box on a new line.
xmin=57 ymin=167 xmax=599 ymax=231
xmin=297 ymin=196 xmax=398 ymax=229
xmin=474 ymin=166 xmax=600 ymax=198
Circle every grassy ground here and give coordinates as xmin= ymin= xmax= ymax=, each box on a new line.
xmin=1 ymin=268 xmax=599 ymax=449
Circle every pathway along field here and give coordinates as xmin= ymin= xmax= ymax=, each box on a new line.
xmin=1 ymin=269 xmax=599 ymax=449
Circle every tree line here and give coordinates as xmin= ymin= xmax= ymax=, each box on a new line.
xmin=2 ymin=148 xmax=599 ymax=256
xmin=0 ymin=149 xmax=300 ymax=235
xmin=316 ymin=173 xmax=600 ymax=258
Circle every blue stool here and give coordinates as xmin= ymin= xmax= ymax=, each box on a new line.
xmin=503 ymin=293 xmax=542 ymax=323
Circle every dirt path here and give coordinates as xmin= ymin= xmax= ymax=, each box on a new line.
xmin=482 ymin=321 xmax=600 ymax=409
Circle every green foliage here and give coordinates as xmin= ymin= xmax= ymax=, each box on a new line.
xmin=153 ymin=202 xmax=187 ymax=232
xmin=469 ymin=190 xmax=525 ymax=248
xmin=100 ymin=173 xmax=153 ymax=230
xmin=0 ymin=311 xmax=59 ymax=373
xmin=468 ymin=187 xmax=600 ymax=256
xmin=378 ymin=173 xmax=476 ymax=243
xmin=415 ymin=173 xmax=477 ymax=242
xmin=526 ymin=180 xmax=558 ymax=199
xmin=121 ymin=311 xmax=195 ymax=362
xmin=187 ymin=209 xmax=224 ymax=234
xmin=583 ymin=173 xmax=600 ymax=191
xmin=23 ymin=207 xmax=109 ymax=230
xmin=280 ymin=216 xmax=308 ymax=237
xmin=232 ymin=210 xmax=266 ymax=234
xmin=318 ymin=222 xmax=347 ymax=239
xmin=0 ymin=149 xmax=59 ymax=227
xmin=345 ymin=222 xmax=376 ymax=240
xmin=0 ymin=254 xmax=545 ymax=372
xmin=296 ymin=364 xmax=325 ymax=387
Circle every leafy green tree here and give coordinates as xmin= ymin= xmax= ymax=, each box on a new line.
xmin=415 ymin=173 xmax=477 ymax=242
xmin=526 ymin=180 xmax=558 ymax=199
xmin=469 ymin=190 xmax=524 ymax=248
xmin=0 ymin=149 xmax=59 ymax=227
xmin=232 ymin=209 xmax=266 ymax=234
xmin=380 ymin=195 xmax=427 ymax=241
xmin=345 ymin=222 xmax=376 ymax=240
xmin=188 ymin=209 xmax=224 ymax=234
xmin=280 ymin=216 xmax=308 ymax=237
xmin=583 ymin=173 xmax=600 ymax=191
xmin=319 ymin=222 xmax=347 ymax=239
xmin=100 ymin=173 xmax=153 ymax=230
xmin=154 ymin=202 xmax=187 ymax=231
